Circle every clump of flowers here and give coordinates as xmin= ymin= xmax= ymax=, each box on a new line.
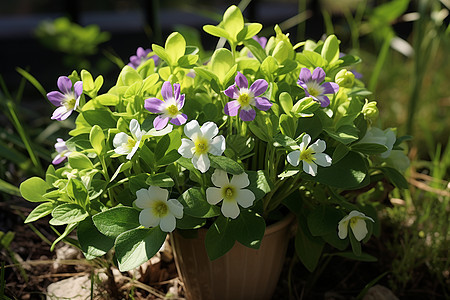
xmin=20 ymin=5 xmax=409 ymax=273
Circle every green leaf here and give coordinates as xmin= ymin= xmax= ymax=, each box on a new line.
xmin=157 ymin=149 xmax=181 ymax=167
xmin=66 ymin=178 xmax=88 ymax=207
xmin=49 ymin=203 xmax=88 ymax=226
xmin=325 ymin=125 xmax=359 ymax=145
xmin=68 ymin=152 xmax=94 ymax=170
xmin=278 ymin=92 xmax=293 ymax=116
xmin=50 ymin=223 xmax=77 ymax=251
xmin=94 ymin=93 xmax=119 ymax=106
xmin=115 ymin=227 xmax=167 ymax=271
xmin=321 ymin=35 xmax=340 ymax=64
xmin=380 ymin=167 xmax=409 ymax=189
xmin=295 ymin=216 xmax=325 ymax=272
xmin=77 ymin=217 xmax=114 ymax=259
xmin=272 ymin=41 xmax=291 ymax=63
xmin=247 ymin=170 xmax=271 ymax=201
xmin=152 ymin=44 xmax=171 ymax=65
xmin=209 ymin=155 xmax=244 ymax=175
xmin=292 ymin=97 xmax=320 ymax=116
xmin=20 ymin=177 xmax=52 ymax=203
xmin=24 ymin=202 xmax=55 ymax=223
xmin=332 ymin=143 xmax=350 ymax=164
xmin=273 ymin=134 xmax=297 ymax=149
xmin=142 ymin=73 xmax=160 ymax=93
xmin=350 ymin=143 xmax=388 ymax=155
xmin=82 ymin=110 xmax=117 ymax=129
xmin=176 ymin=215 xmax=206 ymax=230
xmin=335 ymin=251 xmax=377 ymax=262
xmin=92 ymin=207 xmax=140 ymax=239
xmin=313 ymin=151 xmax=368 ymax=189
xmin=165 ymin=32 xmax=186 ymax=66
xmin=279 ymin=114 xmax=297 ymax=138
xmin=119 ymin=65 xmax=142 ymax=86
xmin=178 ymin=54 xmax=199 ymax=68
xmin=239 ymin=23 xmax=262 ymax=41
xmin=205 ymin=216 xmax=235 ymax=260
xmin=231 ymin=210 xmax=265 ymax=249
xmin=89 ymin=125 xmax=105 ymax=156
xmin=307 ymin=206 xmax=342 ymax=237
xmin=81 ymin=70 xmax=94 ymax=94
xmin=211 ymin=48 xmax=235 ymax=85
xmin=297 ymin=51 xmax=327 ymax=69
xmin=243 ymin=38 xmax=267 ymax=63
xmin=145 ymin=173 xmax=174 ymax=187
xmin=349 ymin=229 xmax=362 ymax=256
xmin=203 ymin=25 xmax=231 ymax=40
xmin=222 ymin=5 xmax=244 ymax=43
xmin=179 ymin=188 xmax=220 ymax=218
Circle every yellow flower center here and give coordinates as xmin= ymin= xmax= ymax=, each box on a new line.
xmin=238 ymin=93 xmax=251 ymax=107
xmin=222 ymin=186 xmax=235 ymax=201
xmin=194 ymin=136 xmax=209 ymax=155
xmin=308 ymin=87 xmax=320 ymax=97
xmin=299 ymin=147 xmax=316 ymax=163
xmin=152 ymin=200 xmax=168 ymax=218
xmin=126 ymin=137 xmax=136 ymax=151
xmin=63 ymin=97 xmax=76 ymax=110
xmin=166 ymin=104 xmax=179 ymax=117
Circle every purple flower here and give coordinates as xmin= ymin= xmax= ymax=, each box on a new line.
xmin=223 ymin=72 xmax=272 ymax=121
xmin=47 ymin=76 xmax=83 ymax=121
xmin=144 ymin=81 xmax=188 ymax=130
xmin=297 ymin=67 xmax=339 ymax=107
xmin=127 ymin=47 xmax=159 ymax=69
xmin=52 ymin=138 xmax=71 ymax=164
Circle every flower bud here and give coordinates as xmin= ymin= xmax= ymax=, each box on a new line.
xmin=362 ymin=100 xmax=379 ymax=122
xmin=335 ymin=69 xmax=355 ymax=88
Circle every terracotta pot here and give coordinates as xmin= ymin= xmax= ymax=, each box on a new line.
xmin=171 ymin=214 xmax=296 ymax=300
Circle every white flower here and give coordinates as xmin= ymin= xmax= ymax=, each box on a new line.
xmin=113 ymin=119 xmax=173 ymax=160
xmin=134 ymin=186 xmax=183 ymax=232
xmin=286 ymin=134 xmax=332 ymax=176
xmin=177 ymin=120 xmax=226 ymax=173
xmin=358 ymin=127 xmax=396 ymax=158
xmin=338 ymin=210 xmax=375 ymax=241
xmin=206 ymin=169 xmax=255 ymax=219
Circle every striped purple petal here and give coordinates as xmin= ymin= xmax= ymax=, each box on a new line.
xmin=173 ymin=83 xmax=181 ymax=100
xmin=316 ymin=95 xmax=330 ymax=107
xmin=153 ymin=115 xmax=170 ymax=130
xmin=235 ymin=72 xmax=248 ymax=89
xmin=298 ymin=68 xmax=312 ymax=84
xmin=224 ymin=84 xmax=239 ymax=99
xmin=249 ymin=79 xmax=268 ymax=97
xmin=239 ymin=108 xmax=256 ymax=121
xmin=224 ymin=100 xmax=241 ymax=116
xmin=254 ymin=97 xmax=272 ymax=111
xmin=47 ymin=91 xmax=65 ymax=106
xmin=321 ymin=82 xmax=339 ymax=94
xmin=144 ymin=97 xmax=165 ymax=113
xmin=170 ymin=113 xmax=188 ymax=126
xmin=57 ymin=76 xmax=72 ymax=94
xmin=312 ymin=67 xmax=326 ymax=83
xmin=177 ymin=94 xmax=185 ymax=110
xmin=73 ymin=81 xmax=83 ymax=98
xmin=161 ymin=81 xmax=173 ymax=101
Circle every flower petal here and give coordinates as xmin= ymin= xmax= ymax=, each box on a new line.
xmin=177 ymin=94 xmax=185 ymax=110
xmin=126 ymin=142 xmax=140 ymax=159
xmin=192 ymin=153 xmax=210 ymax=173
xmin=224 ymin=84 xmax=240 ymax=99
xmin=129 ymin=119 xmax=142 ymax=139
xmin=209 ymin=135 xmax=226 ymax=156
xmin=161 ymin=81 xmax=173 ymax=101
xmin=221 ymin=200 xmax=240 ymax=219
xmin=310 ymin=139 xmax=326 ymax=153
xmin=239 ymin=108 xmax=256 ymax=121
xmin=230 ymin=172 xmax=250 ymax=189
xmin=316 ymin=95 xmax=330 ymax=107
xmin=235 ymin=72 xmax=248 ymax=89
xmin=287 ymin=150 xmax=301 ymax=166
xmin=154 ymin=116 xmax=170 ymax=130
xmin=135 ymin=188 xmax=152 ymax=209
xmin=47 ymin=91 xmax=65 ymax=106
xmin=159 ymin=214 xmax=176 ymax=232
xmin=234 ymin=189 xmax=255 ymax=208
xmin=311 ymin=67 xmax=326 ymax=83
xmin=51 ymin=106 xmax=71 ymax=121
xmin=254 ymin=97 xmax=272 ymax=111
xmin=298 ymin=68 xmax=312 ymax=83
xmin=57 ymin=76 xmax=72 ymax=94
xmin=302 ymin=161 xmax=317 ymax=176
xmin=321 ymin=82 xmax=339 ymax=94
xmin=206 ymin=187 xmax=224 ymax=205
xmin=170 ymin=113 xmax=188 ymax=126
xmin=167 ymin=199 xmax=184 ymax=219
xmin=249 ymin=79 xmax=268 ymax=96
xmin=52 ymin=154 xmax=66 ymax=165
xmin=200 ymin=122 xmax=219 ymax=140
xmin=301 ymin=134 xmax=311 ymax=148
xmin=148 ymin=186 xmax=169 ymax=202
xmin=338 ymin=219 xmax=349 ymax=239
xmin=139 ymin=209 xmax=160 ymax=228
xmin=351 ymin=218 xmax=368 ymax=241
xmin=173 ymin=83 xmax=181 ymax=100
xmin=73 ymin=81 xmax=83 ymax=98
xmin=184 ymin=120 xmax=201 ymax=139
xmin=211 ymin=169 xmax=229 ymax=187
xmin=178 ymin=139 xmax=195 ymax=158
xmin=113 ymin=132 xmax=130 ymax=148
xmin=314 ymin=153 xmax=332 ymax=167
xmin=224 ymin=100 xmax=241 ymax=116
xmin=144 ymin=97 xmax=165 ymax=113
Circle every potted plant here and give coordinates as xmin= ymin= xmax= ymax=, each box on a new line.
xmin=19 ymin=5 xmax=410 ymax=299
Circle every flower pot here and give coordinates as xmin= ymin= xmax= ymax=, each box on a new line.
xmin=171 ymin=214 xmax=296 ymax=300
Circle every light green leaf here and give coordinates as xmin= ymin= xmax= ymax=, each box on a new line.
xmin=49 ymin=203 xmax=88 ymax=226
xmin=321 ymin=35 xmax=340 ymax=64
xmin=209 ymin=155 xmax=244 ymax=175
xmin=297 ymin=51 xmax=327 ymax=69
xmin=94 ymin=94 xmax=119 ymax=106
xmin=24 ymin=202 xmax=55 ymax=223
xmin=67 ymin=178 xmax=88 ymax=207
xmin=151 ymin=44 xmax=171 ymax=65
xmin=145 ymin=173 xmax=174 ymax=187
xmin=115 ymin=227 xmax=167 ymax=271
xmin=178 ymin=54 xmax=199 ymax=68
xmin=179 ymin=187 xmax=220 ymax=218
xmin=165 ymin=32 xmax=186 ymax=66
xmin=261 ymin=56 xmax=278 ymax=79
xmin=68 ymin=152 xmax=94 ymax=170
xmin=78 ymin=217 xmax=114 ymax=259
xmin=89 ymin=125 xmax=105 ymax=156
xmin=222 ymin=5 xmax=244 ymax=43
xmin=92 ymin=206 xmax=140 ymax=239
xmin=50 ymin=223 xmax=77 ymax=251
xmin=81 ymin=70 xmax=94 ymax=93
xmin=142 ymin=73 xmax=160 ymax=93
xmin=20 ymin=177 xmax=52 ymax=203
xmin=119 ymin=65 xmax=142 ymax=86
xmin=242 ymin=38 xmax=267 ymax=63
xmin=211 ymin=48 xmax=235 ymax=85
xmin=203 ymin=25 xmax=231 ymax=40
